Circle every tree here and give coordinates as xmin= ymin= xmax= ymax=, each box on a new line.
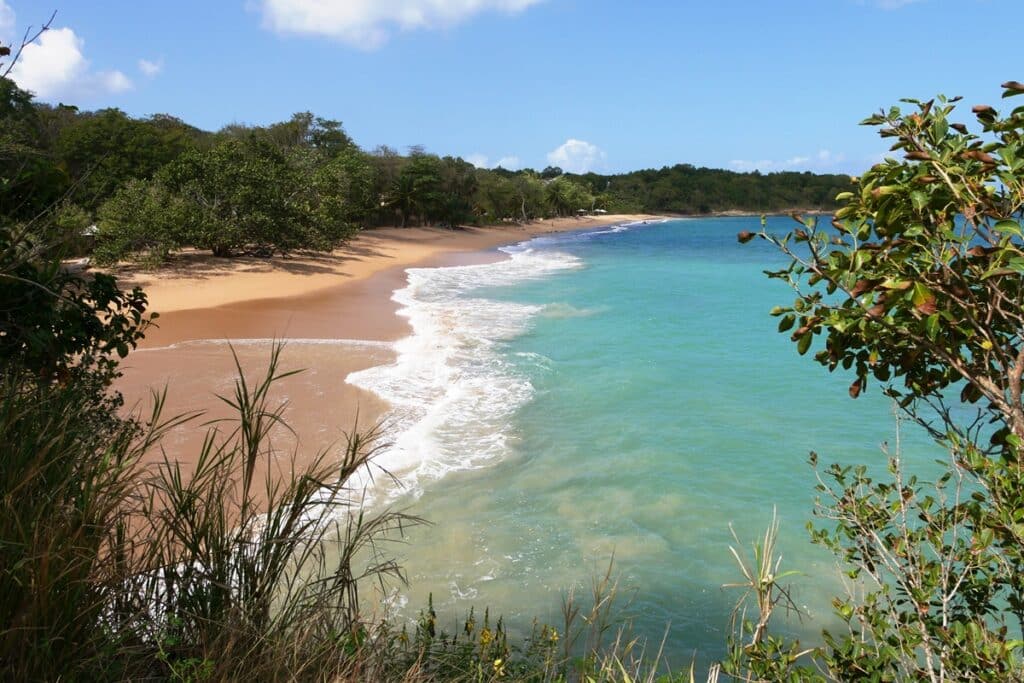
xmin=540 ymin=165 xmax=563 ymax=179
xmin=55 ymin=108 xmax=193 ymax=210
xmin=438 ymin=156 xmax=477 ymax=227
xmin=755 ymin=83 xmax=1024 ymax=453
xmin=731 ymin=81 xmax=1024 ymax=680
xmin=310 ymin=147 xmax=376 ymax=228
xmin=262 ymin=112 xmax=356 ymax=157
xmin=544 ymin=176 xmax=593 ymax=217
xmin=393 ymin=153 xmax=443 ymax=226
xmin=0 ymin=226 xmax=150 ymax=386
xmin=513 ymin=172 xmax=546 ymax=221
xmin=145 ymin=138 xmax=293 ymax=257
xmin=95 ymin=178 xmax=187 ymax=264
xmin=475 ymin=170 xmax=518 ymax=222
xmin=0 ymin=78 xmax=67 ymax=222
xmin=97 ymin=134 xmax=361 ymax=262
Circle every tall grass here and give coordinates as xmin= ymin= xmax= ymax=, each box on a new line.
xmin=0 ymin=344 xmax=419 ymax=679
xmin=0 ymin=342 xmax=744 ymax=680
xmin=0 ymin=365 xmax=157 ymax=679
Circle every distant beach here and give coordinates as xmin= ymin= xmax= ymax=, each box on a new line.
xmin=114 ymin=215 xmax=660 ymax=510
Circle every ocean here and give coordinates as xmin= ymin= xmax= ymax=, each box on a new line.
xmin=346 ymin=216 xmax=940 ymax=669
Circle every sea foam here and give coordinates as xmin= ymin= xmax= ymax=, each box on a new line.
xmin=345 ymin=246 xmax=583 ymax=502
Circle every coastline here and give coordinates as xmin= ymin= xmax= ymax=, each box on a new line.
xmin=114 ymin=214 xmax=660 ymax=508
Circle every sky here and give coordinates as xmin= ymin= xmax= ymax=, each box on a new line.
xmin=1 ymin=0 xmax=1019 ymax=176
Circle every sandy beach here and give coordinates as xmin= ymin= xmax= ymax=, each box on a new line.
xmin=114 ymin=215 xmax=659 ymax=507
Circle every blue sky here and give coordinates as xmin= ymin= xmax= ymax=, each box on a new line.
xmin=2 ymin=0 xmax=1019 ymax=175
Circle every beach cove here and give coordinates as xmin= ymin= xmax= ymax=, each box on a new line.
xmin=113 ymin=215 xmax=942 ymax=669
xmin=114 ymin=215 xmax=660 ymax=511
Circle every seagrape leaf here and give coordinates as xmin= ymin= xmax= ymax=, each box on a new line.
xmin=994 ymin=219 xmax=1023 ymax=237
xmin=797 ymin=331 xmax=813 ymax=355
xmin=1007 ymin=257 xmax=1024 ymax=274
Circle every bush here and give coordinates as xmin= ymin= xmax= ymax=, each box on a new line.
xmin=97 ymin=136 xmax=363 ymax=263
xmin=732 ymin=81 xmax=1024 ymax=680
xmin=95 ymin=178 xmax=186 ymax=265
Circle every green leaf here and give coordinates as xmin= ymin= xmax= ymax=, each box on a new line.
xmin=910 ymin=191 xmax=928 ymax=212
xmin=911 ymin=282 xmax=933 ymax=307
xmin=995 ymin=219 xmax=1023 ymax=238
xmin=797 ymin=331 xmax=813 ymax=355
xmin=853 ymin=250 xmax=872 ymax=270
xmin=1007 ymin=257 xmax=1024 ymax=274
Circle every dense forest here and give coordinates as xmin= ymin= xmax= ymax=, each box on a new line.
xmin=2 ymin=78 xmax=848 ymax=264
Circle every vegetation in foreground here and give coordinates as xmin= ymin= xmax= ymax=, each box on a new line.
xmin=6 ymin=20 xmax=1024 ymax=678
xmin=733 ymin=80 xmax=1024 ymax=681
xmin=0 ymin=214 xmax=690 ymax=681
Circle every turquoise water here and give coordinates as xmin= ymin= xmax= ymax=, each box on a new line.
xmin=348 ymin=217 xmax=940 ymax=670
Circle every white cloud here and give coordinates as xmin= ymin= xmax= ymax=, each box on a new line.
xmin=8 ymin=26 xmax=133 ymax=100
xmin=466 ymin=153 xmax=522 ymax=170
xmin=138 ymin=57 xmax=163 ymax=77
xmin=729 ymin=148 xmax=846 ymax=173
xmin=9 ymin=28 xmax=86 ymax=97
xmin=99 ymin=69 xmax=133 ymax=92
xmin=257 ymin=0 xmax=545 ymax=49
xmin=546 ymin=139 xmax=606 ymax=174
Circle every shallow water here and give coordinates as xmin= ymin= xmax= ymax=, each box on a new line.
xmin=346 ymin=216 xmax=941 ymax=670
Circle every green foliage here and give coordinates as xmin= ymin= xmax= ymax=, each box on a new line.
xmin=809 ymin=442 xmax=1022 ymax=681
xmin=736 ymin=81 xmax=1024 ymax=681
xmin=311 ymin=146 xmax=378 ymax=226
xmin=0 ymin=78 xmax=67 ymax=222
xmin=253 ymin=111 xmax=356 ymax=156
xmin=0 ymin=223 xmax=151 ymax=383
xmin=130 ymin=347 xmax=418 ymax=681
xmin=163 ymin=137 xmax=306 ymax=256
xmin=95 ymin=178 xmax=187 ymax=265
xmin=583 ymin=164 xmax=846 ymax=216
xmin=55 ymin=107 xmax=197 ymax=210
xmin=439 ymin=155 xmax=479 ymax=227
xmin=0 ymin=365 xmax=151 ymax=680
xmin=97 ymin=135 xmax=362 ymax=263
xmin=544 ymin=176 xmax=595 ymax=217
xmin=395 ymin=153 xmax=444 ymax=227
xmin=0 ymin=342 xmax=421 ymax=679
xmin=384 ymin=562 xmax=681 ymax=682
xmin=759 ymin=85 xmax=1024 ymax=451
xmin=4 ymin=70 xmax=853 ymax=268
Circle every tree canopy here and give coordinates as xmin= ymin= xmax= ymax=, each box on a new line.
xmin=0 ymin=74 xmax=853 ymax=265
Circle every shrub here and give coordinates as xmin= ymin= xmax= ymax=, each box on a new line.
xmin=732 ymin=81 xmax=1024 ymax=680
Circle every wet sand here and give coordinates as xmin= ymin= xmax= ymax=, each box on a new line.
xmin=113 ymin=216 xmax=660 ymax=508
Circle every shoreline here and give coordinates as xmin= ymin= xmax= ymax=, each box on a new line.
xmin=114 ymin=214 xmax=661 ymax=509
xmin=125 ymin=214 xmax=661 ymax=339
